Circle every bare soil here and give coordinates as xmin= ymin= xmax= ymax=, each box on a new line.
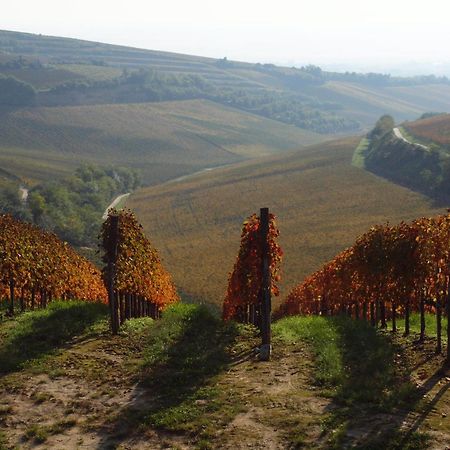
xmin=0 ymin=332 xmax=449 ymax=449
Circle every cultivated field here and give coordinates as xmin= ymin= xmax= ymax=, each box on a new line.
xmin=128 ymin=137 xmax=443 ymax=306
xmin=0 ymin=99 xmax=322 ymax=185
xmin=2 ymin=30 xmax=450 ymax=130
xmin=404 ymin=113 xmax=450 ymax=146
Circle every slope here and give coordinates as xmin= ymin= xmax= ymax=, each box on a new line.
xmin=360 ymin=114 xmax=450 ymax=203
xmin=127 ymin=137 xmax=443 ymax=305
xmin=1 ymin=302 xmax=448 ymax=450
xmin=2 ymin=30 xmax=450 ymax=133
xmin=403 ymin=113 xmax=450 ymax=147
xmin=0 ymin=99 xmax=323 ymax=185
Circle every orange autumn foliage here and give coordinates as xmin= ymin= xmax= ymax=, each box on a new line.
xmin=0 ymin=214 xmax=106 ymax=304
xmin=223 ymin=213 xmax=282 ymax=320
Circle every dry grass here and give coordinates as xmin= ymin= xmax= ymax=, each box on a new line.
xmin=128 ymin=137 xmax=443 ymax=306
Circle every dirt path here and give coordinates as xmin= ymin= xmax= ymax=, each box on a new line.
xmin=217 ymin=343 xmax=330 ymax=449
xmin=393 ymin=127 xmax=429 ymax=150
xmin=163 ymin=163 xmax=235 ymax=185
xmin=1 ymin=332 xmax=449 ymax=449
xmin=102 ymin=193 xmax=130 ymax=220
xmin=18 ymin=187 xmax=28 ymax=202
xmin=0 ymin=335 xmax=330 ymax=449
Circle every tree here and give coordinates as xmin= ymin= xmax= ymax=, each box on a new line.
xmin=368 ymin=115 xmax=395 ymax=141
xmin=0 ymin=75 xmax=36 ymax=106
xmin=28 ymin=192 xmax=46 ymax=223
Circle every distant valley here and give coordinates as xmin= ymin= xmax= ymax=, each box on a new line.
xmin=0 ymin=29 xmax=449 ymax=296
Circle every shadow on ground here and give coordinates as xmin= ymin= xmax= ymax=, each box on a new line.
xmin=96 ymin=304 xmax=244 ymax=449
xmin=0 ymin=301 xmax=108 ymax=374
xmin=326 ymin=316 xmax=448 ymax=449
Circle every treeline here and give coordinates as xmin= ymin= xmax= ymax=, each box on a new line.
xmin=38 ymin=68 xmax=359 ymax=134
xmin=6 ymin=54 xmax=449 ymax=134
xmin=363 ymin=115 xmax=450 ymax=201
xmin=250 ymin=63 xmax=450 ymax=88
xmin=210 ymin=88 xmax=359 ymax=134
xmin=0 ymin=75 xmax=36 ymax=106
xmin=326 ymin=71 xmax=450 ymax=87
xmin=0 ymin=55 xmax=43 ymax=70
xmin=38 ymin=69 xmax=213 ymax=106
xmin=0 ymin=165 xmax=140 ymax=247
xmin=220 ymin=61 xmax=450 ymax=88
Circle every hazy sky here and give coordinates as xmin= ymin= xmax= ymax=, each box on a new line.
xmin=3 ymin=1 xmax=450 ymax=73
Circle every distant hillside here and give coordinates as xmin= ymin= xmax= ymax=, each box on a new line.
xmin=0 ymin=99 xmax=322 ymax=185
xmin=404 ymin=113 xmax=450 ymax=147
xmin=127 ymin=137 xmax=442 ymax=305
xmin=362 ymin=114 xmax=450 ymax=201
xmin=1 ymin=29 xmax=450 ymax=135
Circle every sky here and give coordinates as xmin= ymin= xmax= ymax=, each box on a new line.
xmin=3 ymin=0 xmax=450 ymax=74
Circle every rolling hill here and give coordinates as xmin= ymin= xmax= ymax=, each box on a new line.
xmin=2 ymin=29 xmax=450 ymax=189
xmin=403 ymin=112 xmax=450 ymax=146
xmin=0 ymin=99 xmax=323 ymax=185
xmin=360 ymin=114 xmax=450 ymax=202
xmin=2 ymin=29 xmax=450 ymax=134
xmin=127 ymin=137 xmax=443 ymax=306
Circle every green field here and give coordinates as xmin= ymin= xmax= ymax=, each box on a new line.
xmin=0 ymin=99 xmax=323 ymax=185
xmin=127 ymin=137 xmax=443 ymax=305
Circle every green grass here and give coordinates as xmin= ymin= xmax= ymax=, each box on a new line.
xmin=0 ymin=300 xmax=108 ymax=373
xmin=352 ymin=137 xmax=369 ymax=168
xmin=140 ymin=304 xmax=243 ymax=430
xmin=273 ymin=315 xmax=407 ymax=406
xmin=273 ymin=316 xmax=343 ymax=386
xmin=390 ymin=312 xmax=448 ymax=337
xmin=107 ymin=303 xmax=252 ymax=443
xmin=273 ymin=314 xmax=436 ymax=449
xmin=0 ymin=431 xmax=7 ymax=450
xmin=23 ymin=419 xmax=77 ymax=444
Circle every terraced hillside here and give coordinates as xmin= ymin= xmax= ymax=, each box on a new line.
xmin=2 ymin=29 xmax=450 ymax=132
xmin=127 ymin=137 xmax=443 ymax=305
xmin=0 ymin=99 xmax=322 ymax=185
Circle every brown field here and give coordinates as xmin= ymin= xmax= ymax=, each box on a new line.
xmin=128 ymin=137 xmax=442 ymax=307
xmin=0 ymin=99 xmax=322 ymax=185
xmin=404 ymin=113 xmax=450 ymax=146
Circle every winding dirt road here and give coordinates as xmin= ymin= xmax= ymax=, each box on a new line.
xmin=393 ymin=127 xmax=429 ymax=150
xmin=102 ymin=193 xmax=130 ymax=220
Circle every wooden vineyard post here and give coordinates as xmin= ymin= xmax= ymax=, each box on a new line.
xmin=260 ymin=207 xmax=271 ymax=361
xmin=447 ymin=292 xmax=450 ymax=365
xmin=107 ymin=215 xmax=120 ymax=334
xmin=8 ymin=278 xmax=14 ymax=315
xmin=436 ymin=297 xmax=442 ymax=354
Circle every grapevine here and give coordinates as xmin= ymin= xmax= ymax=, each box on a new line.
xmin=100 ymin=209 xmax=179 ymax=324
xmin=277 ymin=213 xmax=450 ymax=357
xmin=0 ymin=214 xmax=107 ymax=312
xmin=223 ymin=212 xmax=283 ymax=322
